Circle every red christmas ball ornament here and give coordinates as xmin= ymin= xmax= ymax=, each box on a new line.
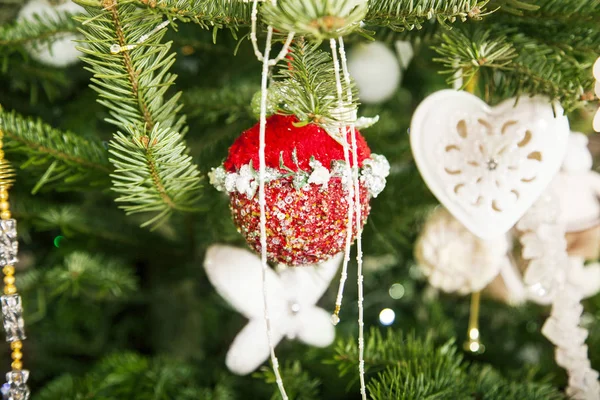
xmin=210 ymin=114 xmax=390 ymax=266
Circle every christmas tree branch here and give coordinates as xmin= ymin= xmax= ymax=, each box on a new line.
xmin=0 ymin=11 xmax=80 ymax=48
xmin=487 ymin=0 xmax=538 ymax=15
xmin=76 ymin=2 xmax=202 ymax=227
xmin=130 ymin=0 xmax=495 ymax=33
xmin=183 ymin=83 xmax=257 ymax=124
xmin=129 ymin=0 xmax=252 ymax=31
xmin=0 ymin=109 xmax=111 ymax=191
xmin=273 ymin=38 xmax=357 ymax=125
xmin=433 ymin=26 xmax=594 ymax=111
xmin=37 ymin=353 xmax=235 ymax=400
xmin=517 ymin=0 xmax=600 ymax=25
xmin=364 ymin=0 xmax=492 ymax=31
xmin=20 ymin=252 xmax=138 ymax=300
xmin=332 ymin=329 xmax=564 ymax=400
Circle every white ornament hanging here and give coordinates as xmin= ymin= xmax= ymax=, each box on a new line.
xmin=550 ymin=132 xmax=600 ymax=232
xmin=347 ymin=42 xmax=401 ymax=104
xmin=410 ymin=90 xmax=570 ymax=239
xmin=415 ymin=207 xmax=510 ymax=295
xmin=18 ymin=0 xmax=83 ymax=67
xmin=593 ymin=57 xmax=600 ymax=132
xmin=203 ymin=245 xmax=341 ymax=376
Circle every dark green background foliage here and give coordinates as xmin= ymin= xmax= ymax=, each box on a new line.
xmin=0 ymin=0 xmax=598 ymax=398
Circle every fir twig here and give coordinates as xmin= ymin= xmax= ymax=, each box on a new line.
xmin=0 ymin=109 xmax=111 ymax=191
xmin=433 ymin=26 xmax=594 ymax=111
xmin=76 ymin=1 xmax=202 ymax=227
xmin=129 ymin=0 xmax=252 ymax=31
xmin=364 ymin=0 xmax=491 ymax=31
xmin=273 ymin=39 xmax=357 ymax=125
xmin=0 ymin=11 xmax=80 ymax=48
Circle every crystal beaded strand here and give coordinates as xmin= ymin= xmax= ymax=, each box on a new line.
xmin=329 ymin=38 xmax=355 ymax=329
xmin=0 ymin=122 xmax=30 ymax=400
xmin=251 ymin=1 xmax=295 ymax=397
xmin=337 ymin=36 xmax=367 ymax=400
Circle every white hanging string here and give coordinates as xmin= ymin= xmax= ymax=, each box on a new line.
xmin=330 ymin=37 xmax=355 ymax=327
xmin=338 ymin=36 xmax=367 ymax=400
xmin=330 ymin=37 xmax=367 ymax=400
xmin=250 ymin=0 xmax=295 ymax=65
xmin=252 ymin=1 xmax=288 ymax=397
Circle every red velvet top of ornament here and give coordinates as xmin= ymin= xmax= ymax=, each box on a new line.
xmin=224 ymin=114 xmax=371 ymax=172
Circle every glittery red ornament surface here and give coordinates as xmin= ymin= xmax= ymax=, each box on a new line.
xmin=224 ymin=114 xmax=371 ymax=173
xmin=230 ymin=177 xmax=370 ymax=266
xmin=225 ymin=114 xmax=374 ymax=266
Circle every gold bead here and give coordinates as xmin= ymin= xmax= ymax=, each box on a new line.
xmin=11 ymin=360 xmax=22 ymax=370
xmin=0 ymin=190 xmax=8 ymax=201
xmin=10 ymin=341 xmax=22 ymax=350
xmin=0 ymin=201 xmax=10 ymax=211
xmin=3 ymin=285 xmax=16 ymax=295
xmin=11 ymin=350 xmax=22 ymax=360
xmin=3 ymin=276 xmax=14 ymax=285
xmin=3 ymin=265 xmax=14 ymax=275
xmin=0 ymin=150 xmax=5 ymax=159
xmin=1 ymin=210 xmax=11 ymax=220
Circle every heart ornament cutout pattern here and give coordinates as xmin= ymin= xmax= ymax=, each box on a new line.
xmin=410 ymin=90 xmax=570 ymax=239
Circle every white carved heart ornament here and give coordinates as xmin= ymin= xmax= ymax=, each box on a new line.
xmin=410 ymin=90 xmax=570 ymax=239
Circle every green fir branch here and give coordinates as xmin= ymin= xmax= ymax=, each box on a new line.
xmin=364 ymin=0 xmax=491 ymax=31
xmin=76 ymin=2 xmax=202 ymax=227
xmin=20 ymin=252 xmax=138 ymax=300
xmin=488 ymin=0 xmax=539 ymax=15
xmin=38 ymin=352 xmax=235 ymax=400
xmin=474 ymin=366 xmax=564 ymax=400
xmin=255 ymin=361 xmax=322 ymax=400
xmin=521 ymin=0 xmax=600 ymax=25
xmin=183 ymin=83 xmax=257 ymax=124
xmin=0 ymin=109 xmax=111 ymax=191
xmin=495 ymin=32 xmax=593 ymax=111
xmin=433 ymin=26 xmax=594 ymax=111
xmin=130 ymin=0 xmax=252 ymax=31
xmin=0 ymin=10 xmax=80 ymax=48
xmin=333 ymin=329 xmax=565 ymax=400
xmin=433 ymin=27 xmax=518 ymax=87
xmin=260 ymin=0 xmax=367 ymax=40
xmin=109 ymin=124 xmax=202 ymax=227
xmin=517 ymin=24 xmax=600 ymax=57
xmin=273 ymin=38 xmax=357 ymax=125
xmin=34 ymin=205 xmax=146 ymax=246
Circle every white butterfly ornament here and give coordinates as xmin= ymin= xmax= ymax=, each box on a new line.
xmin=203 ymin=245 xmax=341 ymax=375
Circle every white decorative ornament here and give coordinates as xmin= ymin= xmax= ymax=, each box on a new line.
xmin=593 ymin=57 xmax=600 ymax=133
xmin=347 ymin=42 xmax=401 ymax=104
xmin=203 ymin=245 xmax=341 ymax=376
xmin=415 ymin=207 xmax=510 ymax=294
xmin=550 ymin=132 xmax=600 ymax=232
xmin=410 ymin=90 xmax=570 ymax=239
xmin=18 ymin=0 xmax=84 ymax=68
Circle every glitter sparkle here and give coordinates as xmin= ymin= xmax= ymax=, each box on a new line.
xmin=230 ymin=177 xmax=370 ymax=266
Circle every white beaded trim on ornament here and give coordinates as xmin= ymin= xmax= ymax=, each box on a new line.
xmin=209 ymin=154 xmax=390 ymax=199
